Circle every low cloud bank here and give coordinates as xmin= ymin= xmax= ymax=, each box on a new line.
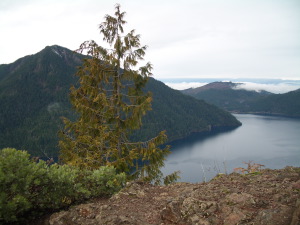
xmin=233 ymin=82 xmax=300 ymax=94
xmin=165 ymin=80 xmax=300 ymax=94
xmin=165 ymin=82 xmax=207 ymax=90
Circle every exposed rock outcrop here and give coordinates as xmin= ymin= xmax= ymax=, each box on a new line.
xmin=46 ymin=167 xmax=300 ymax=225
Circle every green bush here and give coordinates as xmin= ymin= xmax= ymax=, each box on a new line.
xmin=0 ymin=148 xmax=126 ymax=223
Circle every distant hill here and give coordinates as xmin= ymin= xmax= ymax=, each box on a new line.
xmin=182 ymin=82 xmax=300 ymax=117
xmin=0 ymin=46 xmax=241 ymax=157
xmin=182 ymin=82 xmax=273 ymax=112
xmin=182 ymin=81 xmax=241 ymax=94
xmin=136 ymin=79 xmax=242 ymax=142
xmin=243 ymin=88 xmax=300 ymax=117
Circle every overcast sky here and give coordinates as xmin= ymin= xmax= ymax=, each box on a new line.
xmin=1 ymin=0 xmax=300 ymax=81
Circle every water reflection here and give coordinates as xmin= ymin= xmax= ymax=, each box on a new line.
xmin=162 ymin=114 xmax=300 ymax=183
xmin=169 ymin=127 xmax=236 ymax=149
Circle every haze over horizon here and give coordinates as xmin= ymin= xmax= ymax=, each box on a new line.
xmin=1 ymin=0 xmax=299 ymax=86
xmin=161 ymin=77 xmax=300 ymax=93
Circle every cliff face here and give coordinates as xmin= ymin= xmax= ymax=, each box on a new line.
xmin=42 ymin=167 xmax=300 ymax=225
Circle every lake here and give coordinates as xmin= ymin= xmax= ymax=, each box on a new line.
xmin=162 ymin=114 xmax=300 ymax=183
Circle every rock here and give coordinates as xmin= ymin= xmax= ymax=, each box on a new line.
xmin=96 ymin=214 xmax=138 ymax=225
xmin=292 ymin=180 xmax=300 ymax=189
xmin=181 ymin=197 xmax=218 ymax=219
xmin=49 ymin=204 xmax=99 ymax=225
xmin=253 ymin=206 xmax=294 ymax=225
xmin=291 ymin=199 xmax=300 ymax=225
xmin=189 ymin=214 xmax=210 ymax=225
xmin=160 ymin=199 xmax=182 ymax=223
xmin=225 ymin=192 xmax=256 ymax=207
xmin=37 ymin=167 xmax=300 ymax=225
xmin=49 ymin=211 xmax=70 ymax=225
xmin=112 ymin=181 xmax=146 ymax=199
xmin=223 ymin=207 xmax=246 ymax=225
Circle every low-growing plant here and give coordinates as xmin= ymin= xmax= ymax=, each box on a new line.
xmin=163 ymin=171 xmax=181 ymax=185
xmin=0 ymin=148 xmax=126 ymax=223
xmin=233 ymin=160 xmax=265 ymax=175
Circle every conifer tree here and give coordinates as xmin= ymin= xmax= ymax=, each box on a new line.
xmin=59 ymin=4 xmax=178 ymax=184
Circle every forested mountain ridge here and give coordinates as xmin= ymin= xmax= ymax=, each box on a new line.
xmin=242 ymin=88 xmax=300 ymax=117
xmin=182 ymin=81 xmax=241 ymax=94
xmin=0 ymin=45 xmax=84 ymax=157
xmin=181 ymin=81 xmax=300 ymax=117
xmin=182 ymin=82 xmax=273 ymax=112
xmin=136 ymin=79 xmax=241 ymax=141
xmin=0 ymin=46 xmax=241 ymax=157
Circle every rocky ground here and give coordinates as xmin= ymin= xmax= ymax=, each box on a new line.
xmin=37 ymin=167 xmax=300 ymax=225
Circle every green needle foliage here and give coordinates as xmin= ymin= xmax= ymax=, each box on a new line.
xmin=0 ymin=148 xmax=125 ymax=223
xmin=59 ymin=4 xmax=177 ymax=184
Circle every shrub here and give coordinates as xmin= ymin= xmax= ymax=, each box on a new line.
xmin=0 ymin=148 xmax=125 ymax=223
xmin=233 ymin=160 xmax=265 ymax=175
xmin=0 ymin=148 xmax=34 ymax=222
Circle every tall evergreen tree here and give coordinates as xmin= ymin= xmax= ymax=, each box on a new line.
xmin=59 ymin=4 xmax=177 ymax=184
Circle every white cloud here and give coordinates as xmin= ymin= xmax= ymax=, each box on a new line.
xmin=164 ymin=78 xmax=300 ymax=93
xmin=0 ymin=0 xmax=299 ymax=80
xmin=165 ymin=82 xmax=207 ymax=90
xmin=234 ymin=82 xmax=300 ymax=94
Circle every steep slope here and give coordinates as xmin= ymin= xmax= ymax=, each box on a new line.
xmin=0 ymin=46 xmax=84 ymax=157
xmin=243 ymin=88 xmax=300 ymax=117
xmin=182 ymin=82 xmax=300 ymax=117
xmin=0 ymin=46 xmax=241 ymax=157
xmin=137 ymin=79 xmax=241 ymax=141
xmin=182 ymin=82 xmax=273 ymax=112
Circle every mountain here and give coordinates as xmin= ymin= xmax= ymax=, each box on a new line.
xmin=243 ymin=88 xmax=300 ymax=117
xmin=0 ymin=46 xmax=241 ymax=157
xmin=182 ymin=81 xmax=300 ymax=117
xmin=182 ymin=82 xmax=273 ymax=112
xmin=182 ymin=81 xmax=241 ymax=94
xmin=136 ymin=79 xmax=242 ymax=142
xmin=0 ymin=46 xmax=83 ymax=157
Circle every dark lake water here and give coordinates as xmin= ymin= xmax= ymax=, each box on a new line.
xmin=162 ymin=114 xmax=300 ymax=183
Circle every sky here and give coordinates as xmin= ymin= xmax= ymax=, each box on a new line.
xmin=1 ymin=0 xmax=300 ymax=92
